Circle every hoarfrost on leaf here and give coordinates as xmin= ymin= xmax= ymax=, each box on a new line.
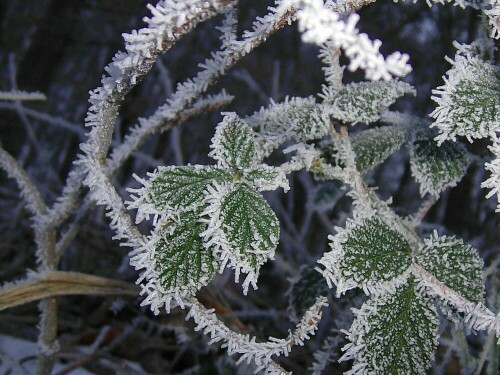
xmin=210 ymin=112 xmax=258 ymax=169
xmin=128 ymin=165 xmax=232 ymax=217
xmin=416 ymin=232 xmax=484 ymax=303
xmin=203 ymin=183 xmax=280 ymax=292
xmin=246 ymin=96 xmax=330 ymax=159
xmin=153 ymin=210 xmax=217 ymax=299
xmin=318 ymin=214 xmax=413 ymax=296
xmin=341 ymin=277 xmax=439 ymax=375
xmin=321 ymin=80 xmax=415 ymax=124
xmin=409 ymin=128 xmax=469 ymax=197
xmin=350 ymin=124 xmax=412 ymax=172
xmin=430 ymin=50 xmax=500 ymax=143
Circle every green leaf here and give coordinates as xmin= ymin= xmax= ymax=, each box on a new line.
xmin=288 ymin=264 xmax=330 ymax=321
xmin=342 ymin=277 xmax=439 ymax=375
xmin=146 ymin=166 xmax=231 ymax=212
xmin=416 ymin=233 xmax=484 ymax=303
xmin=318 ymin=124 xmax=411 ymax=174
xmin=318 ymin=215 xmax=413 ymax=295
xmin=324 ymin=81 xmax=415 ymax=124
xmin=208 ymin=183 xmax=279 ymax=290
xmin=154 ymin=210 xmax=217 ymax=295
xmin=246 ymin=96 xmax=330 ymax=158
xmin=430 ymin=52 xmax=500 ymax=143
xmin=210 ymin=113 xmax=257 ymax=169
xmin=350 ymin=125 xmax=412 ymax=171
xmin=409 ymin=128 xmax=469 ymax=197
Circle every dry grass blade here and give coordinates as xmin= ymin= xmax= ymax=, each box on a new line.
xmin=0 ymin=271 xmax=139 ymax=311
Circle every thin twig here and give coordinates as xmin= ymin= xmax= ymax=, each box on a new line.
xmin=0 ymin=145 xmax=47 ymax=216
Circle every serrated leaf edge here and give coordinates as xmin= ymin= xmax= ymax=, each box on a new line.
xmin=340 ymin=280 xmax=439 ymax=375
xmin=317 ymin=210 xmax=412 ymax=297
xmin=200 ymin=182 xmax=278 ymax=294
xmin=409 ymin=132 xmax=469 ymax=197
xmin=126 ymin=165 xmax=227 ymax=223
xmin=416 ymin=231 xmax=485 ymax=303
xmin=129 ymin=214 xmax=216 ymax=314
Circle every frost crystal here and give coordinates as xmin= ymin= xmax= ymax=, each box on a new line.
xmin=284 ymin=0 xmax=412 ymax=80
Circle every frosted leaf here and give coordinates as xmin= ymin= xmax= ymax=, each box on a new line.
xmin=416 ymin=232 xmax=484 ymax=303
xmin=342 ymin=277 xmax=439 ymax=375
xmin=308 ymin=181 xmax=344 ymax=212
xmin=153 ymin=210 xmax=217 ymax=297
xmin=430 ymin=52 xmax=500 ymax=143
xmin=246 ymin=96 xmax=330 ymax=158
xmin=318 ymin=215 xmax=413 ymax=296
xmin=288 ymin=264 xmax=330 ymax=321
xmin=409 ymin=128 xmax=469 ymax=197
xmin=351 ymin=125 xmax=412 ymax=171
xmin=322 ymin=81 xmax=415 ymax=124
xmin=210 ymin=112 xmax=257 ymax=168
xmin=220 ymin=184 xmax=279 ymax=270
xmin=204 ymin=183 xmax=279 ymax=290
xmin=318 ymin=124 xmax=411 ymax=173
xmin=135 ymin=165 xmax=231 ymax=214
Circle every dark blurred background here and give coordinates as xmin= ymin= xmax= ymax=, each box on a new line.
xmin=0 ymin=0 xmax=498 ymax=373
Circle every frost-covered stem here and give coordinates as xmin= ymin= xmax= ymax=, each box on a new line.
xmin=333 ymin=125 xmax=422 ymax=245
xmin=0 ymin=90 xmax=46 ymax=101
xmin=36 ymin=298 xmax=58 ymax=375
xmin=106 ymin=92 xmax=233 ymax=174
xmin=319 ymin=42 xmax=343 ymax=87
xmin=0 ymin=145 xmax=47 ymax=216
xmin=412 ymin=263 xmax=500 ymax=337
xmin=0 ymin=145 xmax=59 ymax=374
xmin=43 ymin=0 xmax=230 ymax=229
xmin=309 ymin=331 xmax=342 ymax=375
xmin=105 ymin=4 xmax=296 ymax=176
xmin=283 ymin=0 xmax=411 ymax=80
xmin=411 ymin=194 xmax=439 ymax=228
xmin=185 ymin=296 xmax=327 ymax=374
